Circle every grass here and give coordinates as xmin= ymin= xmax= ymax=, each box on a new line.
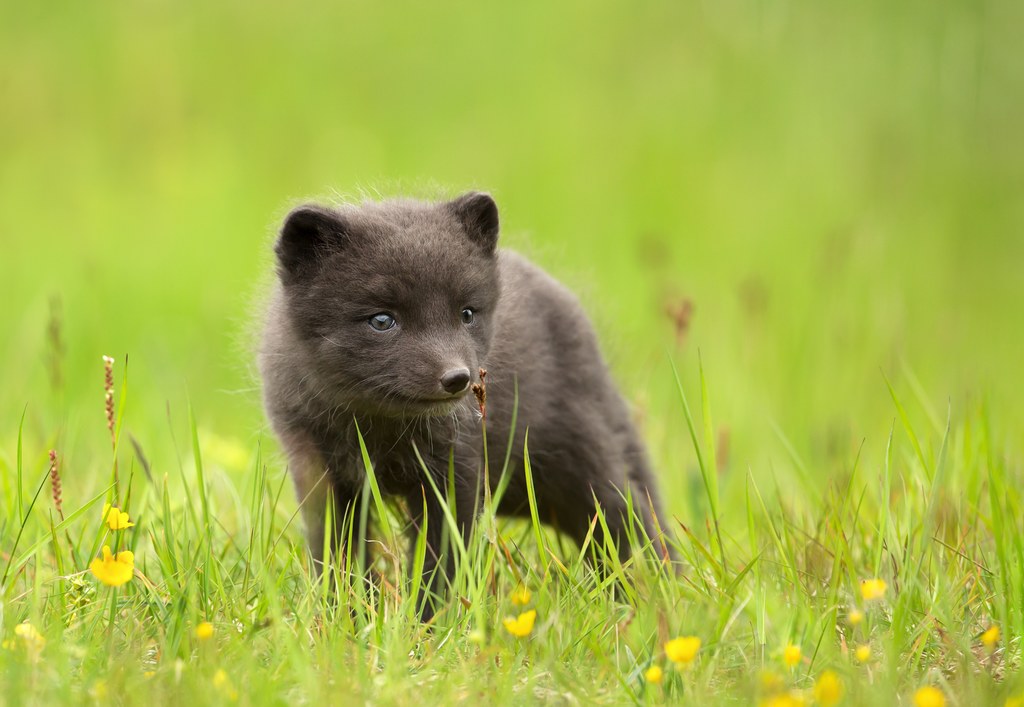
xmin=2 ymin=1 xmax=1023 ymax=704
xmin=1 ymin=356 xmax=1022 ymax=705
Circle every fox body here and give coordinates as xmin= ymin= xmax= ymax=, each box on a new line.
xmin=259 ymin=192 xmax=668 ymax=617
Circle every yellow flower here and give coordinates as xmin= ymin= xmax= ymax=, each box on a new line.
xmin=90 ymin=680 xmax=108 ymax=701
xmin=212 ymin=668 xmax=239 ymax=701
xmin=860 ymin=578 xmax=887 ymax=602
xmin=102 ymin=503 xmax=135 ymax=531
xmin=759 ymin=669 xmax=784 ymax=693
xmin=981 ymin=625 xmax=1000 ymax=648
xmin=10 ymin=622 xmax=46 ymax=655
xmin=783 ymin=643 xmax=802 ymax=669
xmin=1005 ymin=695 xmax=1024 ymax=707
xmin=759 ymin=692 xmax=806 ymax=707
xmin=813 ymin=670 xmax=843 ymax=706
xmin=510 ymin=586 xmax=532 ymax=606
xmin=644 ymin=664 xmax=663 ymax=684
xmin=914 ymin=686 xmax=946 ymax=707
xmin=89 ymin=545 xmax=135 ymax=586
xmin=848 ymin=608 xmax=864 ymax=627
xmin=502 ymin=609 xmax=537 ymax=638
xmin=855 ymin=644 xmax=872 ymax=663
xmin=664 ymin=636 xmax=701 ymax=665
xmin=14 ymin=623 xmax=45 ymax=648
xmin=196 ymin=622 xmax=215 ymax=640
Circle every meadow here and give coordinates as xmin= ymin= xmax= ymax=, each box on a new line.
xmin=2 ymin=1 xmax=1023 ymax=704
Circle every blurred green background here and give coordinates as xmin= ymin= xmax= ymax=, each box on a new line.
xmin=2 ymin=1 xmax=1022 ymax=515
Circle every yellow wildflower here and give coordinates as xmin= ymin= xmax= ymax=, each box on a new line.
xmin=196 ymin=622 xmax=215 ymax=640
xmin=90 ymin=680 xmax=108 ymax=701
xmin=848 ymin=608 xmax=864 ymax=627
xmin=102 ymin=503 xmax=135 ymax=531
xmin=759 ymin=669 xmax=784 ymax=693
xmin=855 ymin=644 xmax=872 ymax=663
xmin=759 ymin=692 xmax=806 ymax=707
xmin=914 ymin=686 xmax=946 ymax=707
xmin=813 ymin=670 xmax=843 ymax=706
xmin=502 ymin=609 xmax=537 ymax=638
xmin=89 ymin=545 xmax=135 ymax=586
xmin=510 ymin=586 xmax=532 ymax=606
xmin=664 ymin=636 xmax=701 ymax=665
xmin=981 ymin=625 xmax=1000 ymax=648
xmin=13 ymin=623 xmax=46 ymax=649
xmin=783 ymin=643 xmax=802 ymax=669
xmin=212 ymin=668 xmax=239 ymax=701
xmin=860 ymin=578 xmax=887 ymax=602
xmin=644 ymin=664 xmax=663 ymax=684
xmin=8 ymin=622 xmax=46 ymax=656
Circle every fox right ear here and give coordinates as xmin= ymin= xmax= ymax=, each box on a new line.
xmin=449 ymin=192 xmax=499 ymax=254
xmin=274 ymin=205 xmax=349 ymax=279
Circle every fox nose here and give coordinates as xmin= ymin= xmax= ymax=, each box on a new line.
xmin=440 ymin=367 xmax=471 ymax=395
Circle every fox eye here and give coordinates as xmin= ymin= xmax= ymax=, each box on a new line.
xmin=461 ymin=308 xmax=475 ymax=324
xmin=369 ymin=313 xmax=397 ymax=331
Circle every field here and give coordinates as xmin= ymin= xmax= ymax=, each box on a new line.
xmin=2 ymin=1 xmax=1023 ymax=704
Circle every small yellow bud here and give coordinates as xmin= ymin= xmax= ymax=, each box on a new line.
xmin=981 ymin=625 xmax=1000 ymax=648
xmin=510 ymin=586 xmax=532 ymax=606
xmin=90 ymin=680 xmax=108 ymax=701
xmin=759 ymin=669 xmax=784 ymax=693
xmin=102 ymin=503 xmax=135 ymax=530
xmin=783 ymin=643 xmax=802 ymax=669
xmin=813 ymin=670 xmax=843 ymax=706
xmin=196 ymin=622 xmax=214 ymax=640
xmin=855 ymin=644 xmax=872 ymax=663
xmin=10 ymin=622 xmax=46 ymax=655
xmin=860 ymin=578 xmax=887 ymax=602
xmin=664 ymin=636 xmax=701 ymax=665
xmin=848 ymin=608 xmax=864 ymax=626
xmin=644 ymin=664 xmax=663 ymax=684
xmin=213 ymin=668 xmax=239 ymax=701
xmin=914 ymin=686 xmax=946 ymax=707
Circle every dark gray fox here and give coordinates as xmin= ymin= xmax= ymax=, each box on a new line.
xmin=259 ymin=192 xmax=670 ymax=618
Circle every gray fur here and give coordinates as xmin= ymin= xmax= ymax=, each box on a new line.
xmin=259 ymin=192 xmax=669 ymax=618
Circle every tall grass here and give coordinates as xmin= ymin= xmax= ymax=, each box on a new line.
xmin=1 ymin=353 xmax=1021 ymax=705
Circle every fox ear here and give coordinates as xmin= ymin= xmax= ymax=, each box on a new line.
xmin=449 ymin=192 xmax=499 ymax=253
xmin=274 ymin=205 xmax=349 ymax=280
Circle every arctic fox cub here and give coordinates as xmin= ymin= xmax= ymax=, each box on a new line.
xmin=260 ymin=192 xmax=669 ymax=618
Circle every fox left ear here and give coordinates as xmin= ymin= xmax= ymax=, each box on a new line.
xmin=449 ymin=192 xmax=499 ymax=253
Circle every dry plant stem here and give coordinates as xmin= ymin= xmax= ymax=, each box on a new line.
xmin=49 ymin=448 xmax=77 ymax=556
xmin=48 ymin=449 xmax=64 ymax=521
xmin=472 ymin=368 xmax=489 ymax=500
xmin=471 ymin=367 xmax=487 ymax=421
xmin=103 ymin=355 xmax=120 ymax=496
